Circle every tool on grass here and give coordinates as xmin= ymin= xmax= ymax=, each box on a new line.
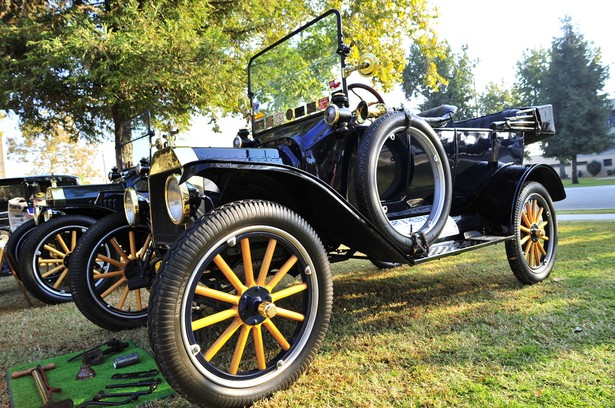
xmin=105 ymin=378 xmax=161 ymax=389
xmin=110 ymin=369 xmax=159 ymax=379
xmin=11 ymin=363 xmax=74 ymax=408
xmin=112 ymin=352 xmax=139 ymax=369
xmin=78 ymin=384 xmax=157 ymax=407
xmin=67 ymin=339 xmax=128 ymax=363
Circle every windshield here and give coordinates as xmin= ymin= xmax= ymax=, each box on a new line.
xmin=248 ymin=10 xmax=344 ymax=134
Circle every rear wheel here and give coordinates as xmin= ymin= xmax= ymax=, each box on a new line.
xmin=506 ymin=182 xmax=557 ymax=284
xmin=148 ymin=200 xmax=332 ymax=407
xmin=19 ymin=215 xmax=96 ymax=304
xmin=69 ymin=213 xmax=155 ymax=331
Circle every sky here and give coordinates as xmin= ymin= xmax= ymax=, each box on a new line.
xmin=2 ymin=0 xmax=613 ymax=178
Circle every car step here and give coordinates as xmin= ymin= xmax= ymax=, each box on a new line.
xmin=414 ymin=234 xmax=513 ymax=264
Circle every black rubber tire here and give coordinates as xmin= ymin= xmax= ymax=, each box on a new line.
xmin=69 ymin=213 xmax=154 ymax=331
xmin=148 ymin=200 xmax=333 ymax=407
xmin=505 ymin=182 xmax=558 ymax=284
xmin=19 ymin=215 xmax=97 ymax=304
xmin=3 ymin=219 xmax=36 ymax=275
xmin=355 ymin=111 xmax=452 ymax=251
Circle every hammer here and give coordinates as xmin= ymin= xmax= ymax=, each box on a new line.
xmin=11 ymin=363 xmax=73 ymax=407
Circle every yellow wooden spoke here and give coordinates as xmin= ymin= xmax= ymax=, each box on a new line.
xmin=43 ymin=244 xmax=66 ymax=258
xmin=93 ymin=270 xmax=125 ymax=280
xmin=519 ymin=235 xmax=531 ymax=246
xmin=213 ymin=254 xmax=247 ymax=293
xmin=265 ymin=255 xmax=298 ymax=291
xmin=241 ymin=238 xmax=255 ymax=287
xmin=204 ymin=317 xmax=242 ymax=361
xmin=96 ymin=254 xmax=124 ymax=268
xmin=117 ymin=285 xmax=130 ymax=309
xmin=271 ymin=283 xmax=307 ymax=302
xmin=263 ymin=320 xmax=290 ymax=350
xmin=252 ymin=325 xmax=266 ymax=370
xmin=41 ymin=264 xmax=64 ymax=278
xmin=229 ymin=325 xmax=251 ymax=375
xmin=523 ymin=239 xmax=533 ymax=259
xmin=536 ymin=206 xmax=544 ymax=222
xmin=101 ymin=277 xmax=127 ymax=298
xmin=71 ymin=230 xmax=77 ymax=250
xmin=525 ymin=202 xmax=534 ymax=224
xmin=531 ymin=199 xmax=538 ymax=222
xmin=38 ymin=258 xmax=63 ymax=265
xmin=256 ymin=239 xmax=277 ymax=286
xmin=538 ymin=221 xmax=548 ymax=229
xmin=195 ymin=283 xmax=240 ymax=305
xmin=521 ymin=211 xmax=531 ymax=229
xmin=135 ymin=288 xmax=143 ymax=310
xmin=533 ymin=243 xmax=541 ymax=266
xmin=110 ymin=238 xmax=128 ymax=262
xmin=275 ymin=307 xmax=305 ymax=322
xmin=536 ymin=240 xmax=547 ymax=257
xmin=52 ymin=267 xmax=69 ymax=289
xmin=192 ymin=308 xmax=238 ymax=331
xmin=129 ymin=230 xmax=137 ymax=259
xmin=55 ymin=234 xmax=70 ymax=254
xmin=520 ymin=225 xmax=531 ymax=234
xmin=137 ymin=234 xmax=151 ymax=258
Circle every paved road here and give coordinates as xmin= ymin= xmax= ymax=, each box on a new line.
xmin=554 ymin=185 xmax=615 ymax=210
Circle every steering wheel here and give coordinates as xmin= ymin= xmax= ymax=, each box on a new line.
xmin=348 ymin=83 xmax=385 ymax=104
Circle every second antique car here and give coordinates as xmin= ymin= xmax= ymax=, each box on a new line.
xmin=86 ymin=10 xmax=564 ymax=407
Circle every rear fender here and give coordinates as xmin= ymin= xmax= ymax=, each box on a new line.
xmin=182 ymin=161 xmax=410 ymax=264
xmin=478 ymin=164 xmax=565 ymax=233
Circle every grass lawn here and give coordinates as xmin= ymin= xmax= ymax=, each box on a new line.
xmin=561 ymin=177 xmax=615 ymax=188
xmin=1 ymin=221 xmax=613 ymax=407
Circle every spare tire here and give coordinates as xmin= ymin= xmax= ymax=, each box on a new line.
xmin=355 ymin=111 xmax=452 ymax=253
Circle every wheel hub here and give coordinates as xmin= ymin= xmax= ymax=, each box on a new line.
xmin=530 ymin=224 xmax=545 ymax=242
xmin=125 ymin=259 xmax=150 ymax=290
xmin=239 ymin=286 xmax=275 ymax=326
xmin=62 ymin=252 xmax=71 ymax=267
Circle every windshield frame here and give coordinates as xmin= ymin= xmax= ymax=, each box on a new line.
xmin=247 ymin=9 xmax=345 ymax=135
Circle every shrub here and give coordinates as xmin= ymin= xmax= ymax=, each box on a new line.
xmin=607 ymin=169 xmax=614 ymax=176
xmin=586 ymin=160 xmax=601 ymax=177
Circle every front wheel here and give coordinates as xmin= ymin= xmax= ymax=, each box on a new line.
xmin=505 ymin=182 xmax=558 ymax=284
xmin=69 ymin=213 xmax=155 ymax=331
xmin=148 ymin=200 xmax=333 ymax=407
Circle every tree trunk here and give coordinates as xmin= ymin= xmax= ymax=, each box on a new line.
xmin=112 ymin=104 xmax=133 ymax=170
xmin=558 ymin=160 xmax=567 ymax=178
xmin=571 ymin=154 xmax=579 ymax=184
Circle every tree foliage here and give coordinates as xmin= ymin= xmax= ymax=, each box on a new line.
xmin=402 ymin=42 xmax=476 ymax=120
xmin=541 ymin=17 xmax=611 ymax=184
xmin=1 ymin=1 xmax=442 ymax=168
xmin=6 ymin=124 xmax=101 ymax=181
xmin=477 ymin=81 xmax=521 ymax=116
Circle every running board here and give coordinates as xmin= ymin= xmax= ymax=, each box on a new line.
xmin=414 ymin=235 xmax=513 ymax=264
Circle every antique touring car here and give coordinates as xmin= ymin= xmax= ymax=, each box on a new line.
xmin=69 ymin=9 xmax=564 ymax=407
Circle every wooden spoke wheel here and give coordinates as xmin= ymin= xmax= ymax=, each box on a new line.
xmin=19 ymin=215 xmax=97 ymax=304
xmin=506 ymin=182 xmax=558 ymax=284
xmin=148 ymin=200 xmax=332 ymax=407
xmin=69 ymin=213 xmax=155 ymax=331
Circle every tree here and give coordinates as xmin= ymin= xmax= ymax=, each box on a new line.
xmin=402 ymin=42 xmax=476 ymax=120
xmin=6 ymin=124 xmax=102 ymax=182
xmin=477 ymin=81 xmax=521 ymax=116
xmin=513 ymin=48 xmax=550 ymax=106
xmin=1 ymin=1 xmax=442 ymax=168
xmin=514 ymin=17 xmax=611 ymax=184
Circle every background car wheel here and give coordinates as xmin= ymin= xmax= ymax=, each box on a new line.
xmin=355 ymin=111 xmax=452 ymax=251
xmin=148 ymin=200 xmax=333 ymax=407
xmin=19 ymin=214 xmax=96 ymax=304
xmin=69 ymin=213 xmax=155 ymax=331
xmin=505 ymin=181 xmax=558 ymax=284
xmin=3 ymin=219 xmax=36 ymax=276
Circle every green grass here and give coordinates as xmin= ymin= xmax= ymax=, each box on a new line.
xmin=1 ymin=221 xmax=613 ymax=407
xmin=557 ymin=208 xmax=615 ymax=214
xmin=561 ymin=177 xmax=615 ymax=187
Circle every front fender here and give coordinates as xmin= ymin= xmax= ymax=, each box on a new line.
xmin=180 ymin=160 xmax=410 ymax=264
xmin=478 ymin=164 xmax=565 ymax=233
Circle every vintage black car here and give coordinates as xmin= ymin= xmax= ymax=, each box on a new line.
xmin=6 ymin=115 xmax=151 ymax=304
xmin=74 ymin=10 xmax=564 ymax=407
